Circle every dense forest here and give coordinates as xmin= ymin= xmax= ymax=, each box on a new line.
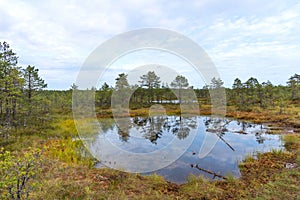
xmin=1 ymin=41 xmax=299 ymax=199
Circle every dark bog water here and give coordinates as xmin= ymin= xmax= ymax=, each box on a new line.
xmin=92 ymin=116 xmax=283 ymax=184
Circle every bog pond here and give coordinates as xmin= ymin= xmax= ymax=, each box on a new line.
xmin=89 ymin=116 xmax=284 ymax=184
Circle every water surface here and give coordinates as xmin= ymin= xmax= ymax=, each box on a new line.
xmin=92 ymin=116 xmax=283 ymax=183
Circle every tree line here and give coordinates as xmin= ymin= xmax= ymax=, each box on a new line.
xmin=108 ymin=72 xmax=193 ymax=108
xmin=1 ymin=41 xmax=299 ymax=140
xmin=229 ymin=75 xmax=299 ymax=111
xmin=94 ymin=72 xmax=299 ymax=112
xmin=0 ymin=42 xmax=47 ymax=139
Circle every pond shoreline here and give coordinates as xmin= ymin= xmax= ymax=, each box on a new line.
xmin=3 ymin=107 xmax=299 ymax=199
xmin=93 ymin=115 xmax=284 ymax=184
xmin=96 ymin=106 xmax=300 ymax=134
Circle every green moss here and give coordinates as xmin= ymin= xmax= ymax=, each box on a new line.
xmin=44 ymin=137 xmax=95 ymax=168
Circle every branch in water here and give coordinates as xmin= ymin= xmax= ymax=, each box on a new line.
xmin=192 ymin=164 xmax=228 ymax=180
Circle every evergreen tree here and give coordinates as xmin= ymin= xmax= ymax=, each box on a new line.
xmin=209 ymin=77 xmax=225 ymax=111
xmin=287 ymin=73 xmax=300 ymax=100
xmin=209 ymin=77 xmax=224 ymax=89
xmin=113 ymin=73 xmax=130 ymax=107
xmin=115 ymin=73 xmax=129 ymax=90
xmin=0 ymin=41 xmax=23 ymax=139
xmin=70 ymin=83 xmax=78 ymax=90
xmin=23 ymin=65 xmax=47 ymax=103
xmin=244 ymin=77 xmax=260 ymax=108
xmin=170 ymin=75 xmax=189 ymax=104
xmin=139 ymin=71 xmax=161 ymax=103
xmin=97 ymin=82 xmax=112 ymax=108
xmin=232 ymin=78 xmax=245 ymax=109
xmin=22 ymin=65 xmax=47 ymax=127
xmin=261 ymin=81 xmax=274 ymax=107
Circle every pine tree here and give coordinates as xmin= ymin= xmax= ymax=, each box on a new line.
xmin=170 ymin=75 xmax=189 ymax=104
xmin=0 ymin=41 xmax=23 ymax=139
xmin=287 ymin=74 xmax=300 ymax=100
xmin=22 ymin=65 xmax=47 ymax=126
xmin=115 ymin=73 xmax=129 ymax=90
xmin=244 ymin=77 xmax=260 ymax=108
xmin=232 ymin=78 xmax=244 ymax=110
xmin=139 ymin=71 xmax=161 ymax=103
xmin=113 ymin=73 xmax=130 ymax=107
xmin=23 ymin=65 xmax=47 ymax=103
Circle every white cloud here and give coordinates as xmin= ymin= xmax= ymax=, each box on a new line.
xmin=0 ymin=0 xmax=299 ymax=89
xmin=187 ymin=2 xmax=300 ymax=86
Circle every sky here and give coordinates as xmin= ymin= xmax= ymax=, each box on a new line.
xmin=0 ymin=0 xmax=299 ymax=89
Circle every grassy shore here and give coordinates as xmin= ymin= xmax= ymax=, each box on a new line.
xmin=97 ymin=104 xmax=300 ymax=132
xmin=1 ymin=104 xmax=300 ymax=199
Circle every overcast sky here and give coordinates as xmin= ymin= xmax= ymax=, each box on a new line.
xmin=0 ymin=0 xmax=299 ymax=89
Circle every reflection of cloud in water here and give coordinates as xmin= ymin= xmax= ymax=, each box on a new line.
xmin=90 ymin=116 xmax=198 ymax=173
xmin=202 ymin=131 xmax=283 ymax=164
xmin=92 ymin=116 xmax=283 ymax=183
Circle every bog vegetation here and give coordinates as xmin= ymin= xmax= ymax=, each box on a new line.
xmin=0 ymin=41 xmax=299 ymax=199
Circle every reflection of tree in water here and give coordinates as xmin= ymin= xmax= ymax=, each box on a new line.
xmin=205 ymin=117 xmax=266 ymax=145
xmin=169 ymin=117 xmax=197 ymax=140
xmin=237 ymin=121 xmax=253 ymax=132
xmin=204 ymin=117 xmax=235 ymax=151
xmin=132 ymin=116 xmax=197 ymax=144
xmin=116 ymin=118 xmax=131 ymax=142
xmin=237 ymin=121 xmax=266 ymax=143
xmin=133 ymin=116 xmax=164 ymax=144
xmin=100 ymin=116 xmax=267 ymax=145
xmin=255 ymin=124 xmax=265 ymax=144
xmin=98 ymin=118 xmax=131 ymax=142
xmin=98 ymin=118 xmax=115 ymax=132
xmin=204 ymin=117 xmax=231 ymax=133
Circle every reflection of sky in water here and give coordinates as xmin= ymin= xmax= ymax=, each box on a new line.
xmin=103 ymin=116 xmax=192 ymax=153
xmin=93 ymin=116 xmax=284 ymax=184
